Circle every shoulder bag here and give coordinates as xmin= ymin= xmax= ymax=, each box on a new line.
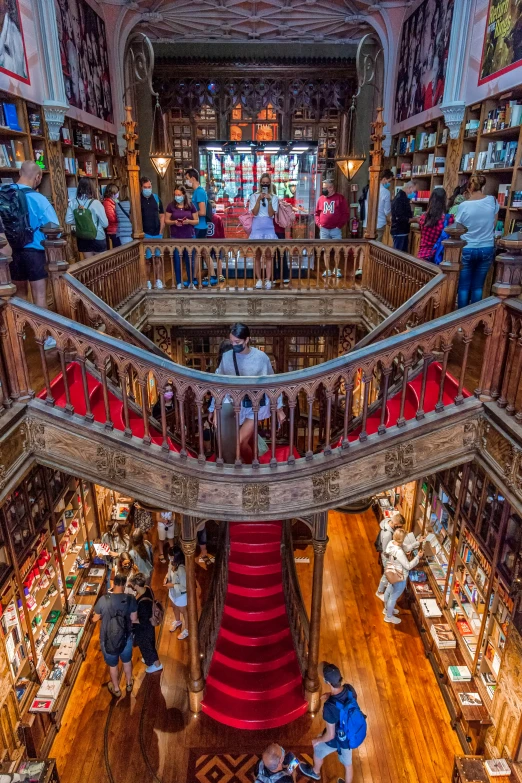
xmin=384 ymin=551 xmax=405 ymax=584
xmin=232 ymin=351 xmax=267 ymax=409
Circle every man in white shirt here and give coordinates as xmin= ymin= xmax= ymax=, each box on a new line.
xmin=376 ymin=169 xmax=393 ymax=242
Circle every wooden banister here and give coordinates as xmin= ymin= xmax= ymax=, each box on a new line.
xmin=281 ymin=520 xmax=309 ymax=676
xmin=198 ymin=521 xmax=230 ymax=678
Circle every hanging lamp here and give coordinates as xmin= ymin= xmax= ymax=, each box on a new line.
xmin=336 ymin=97 xmax=366 ymax=180
xmin=149 ymin=95 xmax=172 ymax=178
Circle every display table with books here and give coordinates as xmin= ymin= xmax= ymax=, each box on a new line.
xmin=409 ymin=573 xmax=491 ymax=753
xmin=452 ymin=755 xmax=519 ymax=783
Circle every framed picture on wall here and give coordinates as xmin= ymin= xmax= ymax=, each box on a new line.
xmin=0 ymin=0 xmax=29 ymax=84
xmin=479 ymin=0 xmax=522 ymax=84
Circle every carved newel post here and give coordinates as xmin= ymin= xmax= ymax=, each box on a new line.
xmin=0 ymin=236 xmax=18 ymax=404
xmin=364 ymin=107 xmax=386 ymax=241
xmin=439 ymin=223 xmax=467 ymax=315
xmin=492 ymin=233 xmax=522 ymax=299
xmin=304 ymin=535 xmax=329 ymax=712
xmin=43 ymin=223 xmax=71 ymax=319
xmin=181 ymin=536 xmax=205 ymax=713
xmin=122 ymin=106 xmax=144 ymax=242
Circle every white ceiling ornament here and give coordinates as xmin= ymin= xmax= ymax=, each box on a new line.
xmin=134 ymin=0 xmax=380 ymax=43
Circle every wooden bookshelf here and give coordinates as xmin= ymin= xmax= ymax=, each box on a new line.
xmin=60 ymin=117 xmax=122 ymax=196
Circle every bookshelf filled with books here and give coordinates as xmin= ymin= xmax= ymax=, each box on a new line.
xmin=409 ymin=462 xmax=522 ymax=738
xmin=60 ymin=117 xmax=122 ymax=197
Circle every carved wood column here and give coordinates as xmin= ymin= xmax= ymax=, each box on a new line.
xmin=43 ymin=223 xmax=71 ymax=319
xmin=364 ymin=107 xmax=385 ymax=241
xmin=181 ymin=533 xmax=204 ymax=713
xmin=438 ymin=223 xmax=467 ymax=316
xmin=122 ymin=106 xmax=144 ymax=240
xmin=304 ymin=511 xmax=328 ymax=712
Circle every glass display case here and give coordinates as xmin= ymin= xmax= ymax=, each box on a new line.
xmin=198 ymin=140 xmax=319 ymax=239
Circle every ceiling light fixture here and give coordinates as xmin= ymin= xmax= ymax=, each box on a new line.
xmin=149 ymin=96 xmax=172 ymax=179
xmin=336 ymin=96 xmax=366 ymax=180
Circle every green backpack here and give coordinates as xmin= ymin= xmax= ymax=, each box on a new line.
xmin=73 ymin=199 xmax=98 ymax=240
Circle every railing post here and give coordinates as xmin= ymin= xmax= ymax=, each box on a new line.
xmin=0 ymin=240 xmax=31 ymax=400
xmin=364 ymin=107 xmax=385 ymax=241
xmin=438 ymin=223 xmax=467 ymax=315
xmin=492 ymin=233 xmax=522 ymax=299
xmin=122 ymin=106 xmax=144 ymax=240
xmin=304 ymin=525 xmax=328 ymax=713
xmin=181 ymin=529 xmax=205 ymax=713
xmin=43 ymin=222 xmax=71 ymax=319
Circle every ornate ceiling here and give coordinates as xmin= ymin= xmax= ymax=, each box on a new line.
xmin=134 ymin=0 xmax=389 ymax=44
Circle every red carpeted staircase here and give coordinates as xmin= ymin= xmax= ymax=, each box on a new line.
xmin=201 ymin=521 xmax=308 ymax=729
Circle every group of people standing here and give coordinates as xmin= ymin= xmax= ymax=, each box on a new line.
xmin=378 ymin=170 xmax=499 ymax=309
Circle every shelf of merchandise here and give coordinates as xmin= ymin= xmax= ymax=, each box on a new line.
xmin=60 ymin=117 xmax=122 ymax=197
xmin=386 ymin=117 xmax=450 ymax=214
xmin=292 ymin=107 xmax=339 ymax=179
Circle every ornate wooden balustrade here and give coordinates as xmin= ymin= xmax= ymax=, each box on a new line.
xmin=198 ymin=521 xmax=229 ymax=679
xmin=67 ymin=240 xmax=144 ymax=311
xmin=0 ymin=294 xmax=502 ymax=470
xmin=281 ymin=519 xmax=309 ymax=676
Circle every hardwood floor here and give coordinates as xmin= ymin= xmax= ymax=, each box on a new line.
xmin=49 ymin=510 xmax=461 ymax=783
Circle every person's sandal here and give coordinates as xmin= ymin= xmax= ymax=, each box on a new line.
xmin=159 ymin=555 xmax=166 ymax=563
xmin=126 ymin=678 xmax=134 ymax=693
xmin=107 ymin=682 xmax=121 ymax=698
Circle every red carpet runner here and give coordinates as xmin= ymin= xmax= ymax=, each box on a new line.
xmin=201 ymin=521 xmax=308 ymax=729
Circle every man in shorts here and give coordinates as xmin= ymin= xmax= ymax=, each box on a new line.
xmin=299 ymin=662 xmax=358 ymax=783
xmin=9 ymin=162 xmax=60 ymax=349
xmin=92 ymin=572 xmax=138 ymax=697
xmin=157 ymin=510 xmax=177 ymax=563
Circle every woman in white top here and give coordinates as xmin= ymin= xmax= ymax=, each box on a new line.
xmin=164 ymin=547 xmax=188 ymax=639
xmin=455 ymin=174 xmax=499 ymax=308
xmin=383 ymin=529 xmax=423 ymax=625
xmin=66 ymin=177 xmax=109 ymax=258
xmin=248 ymin=173 xmax=279 ymax=289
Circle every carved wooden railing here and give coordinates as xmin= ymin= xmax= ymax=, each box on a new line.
xmin=281 ymin=520 xmax=309 ymax=675
xmin=198 ymin=521 xmax=229 ymax=678
xmin=1 ymin=295 xmax=503 ymax=470
xmin=363 ymin=241 xmax=441 ymax=311
xmin=67 ymin=240 xmax=143 ymax=311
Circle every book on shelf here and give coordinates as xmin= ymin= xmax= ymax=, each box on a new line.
xmin=481 ymin=671 xmax=497 ymax=698
xmin=413 ymin=582 xmax=434 ymax=597
xmin=72 ymin=128 xmax=83 ymax=147
xmin=430 ymin=623 xmax=456 ymax=648
xmin=61 ymin=127 xmax=71 ymax=145
xmin=28 ymin=111 xmax=42 ymax=135
xmin=34 ymin=149 xmax=45 ymax=170
xmin=2 ymin=103 xmax=22 ymax=132
xmin=420 ymin=599 xmax=442 ymax=618
xmin=458 ymin=692 xmax=482 ymax=707
xmin=477 ymin=140 xmax=517 ymax=169
xmin=29 ymin=698 xmax=55 ymax=713
xmin=448 ymin=665 xmax=471 ymax=681
xmin=433 ymin=156 xmax=446 ymax=174
xmin=465 ymin=119 xmax=480 ymax=137
xmin=398 ymin=134 xmax=415 ymax=154
xmin=511 ymin=189 xmax=522 ymax=207
xmin=484 ymin=758 xmax=511 ymax=776
xmin=483 ymin=101 xmax=522 ymax=131
xmin=415 ymin=130 xmax=437 ymax=150
xmin=460 ymin=151 xmax=475 ymax=171
xmin=36 ymin=678 xmax=62 ymax=700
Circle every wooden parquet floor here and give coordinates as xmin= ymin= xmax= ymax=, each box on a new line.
xmin=49 ymin=510 xmax=461 ymax=783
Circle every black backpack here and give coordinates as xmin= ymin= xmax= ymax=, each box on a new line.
xmin=0 ymin=185 xmax=35 ymax=249
xmin=374 ymin=530 xmax=383 ymax=553
xmin=205 ymin=193 xmax=213 ymax=224
xmin=103 ymin=596 xmax=130 ymax=656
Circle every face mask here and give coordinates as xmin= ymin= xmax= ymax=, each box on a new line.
xmin=185 ymin=180 xmax=192 ymax=188
xmin=383 ymin=182 xmax=391 ymax=189
xmin=174 ymin=195 xmax=184 ymax=203
xmin=114 ymin=192 xmax=119 ymax=200
xmin=164 ymin=391 xmax=174 ymax=401
xmin=232 ymin=343 xmax=245 ymax=354
xmin=142 ymin=188 xmax=152 ymax=197
xmin=212 ymin=207 xmax=217 ymax=214
xmin=407 ymin=192 xmax=416 ymax=200
xmin=322 ymin=189 xmax=330 ymax=197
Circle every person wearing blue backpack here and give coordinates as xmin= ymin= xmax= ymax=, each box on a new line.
xmin=299 ymin=662 xmax=366 ymax=783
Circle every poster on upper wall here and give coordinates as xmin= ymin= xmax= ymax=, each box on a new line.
xmin=394 ymin=0 xmax=454 ymax=125
xmin=54 ymin=0 xmax=113 ymax=123
xmin=0 ymin=0 xmax=29 ymax=83
xmin=479 ymin=0 xmax=522 ymax=84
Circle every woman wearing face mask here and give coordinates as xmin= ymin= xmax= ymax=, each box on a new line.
xmin=103 ymin=183 xmax=121 ymax=249
xmin=165 ymin=187 xmax=199 ymax=288
xmin=248 ymin=174 xmax=279 ymax=289
xmin=152 ymin=382 xmax=175 ymax=420
xmin=208 ymin=323 xmax=286 ymax=463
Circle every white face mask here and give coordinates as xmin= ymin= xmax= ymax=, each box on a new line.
xmin=185 ymin=180 xmax=192 ymax=188
xmin=114 ymin=192 xmax=119 ymax=200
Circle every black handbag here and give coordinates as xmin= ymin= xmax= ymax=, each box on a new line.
xmin=232 ymin=352 xmax=267 ymax=408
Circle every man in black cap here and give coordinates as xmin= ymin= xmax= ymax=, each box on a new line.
xmin=299 ymin=662 xmax=359 ymax=783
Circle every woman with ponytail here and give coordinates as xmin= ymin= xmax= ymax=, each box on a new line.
xmin=455 ymin=174 xmax=499 ymax=307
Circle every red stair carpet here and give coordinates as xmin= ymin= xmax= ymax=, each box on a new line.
xmin=201 ymin=521 xmax=308 ymax=729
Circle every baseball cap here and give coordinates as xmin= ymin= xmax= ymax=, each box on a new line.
xmin=322 ymin=662 xmax=342 ymax=686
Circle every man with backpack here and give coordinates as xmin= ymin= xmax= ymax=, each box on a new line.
xmin=92 ymin=572 xmax=138 ymax=697
xmin=299 ymin=662 xmax=366 ymax=783
xmin=0 ymin=161 xmax=59 ymax=348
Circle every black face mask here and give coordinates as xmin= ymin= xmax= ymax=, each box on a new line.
xmin=232 ymin=343 xmax=245 ymax=354
xmin=322 ymin=189 xmax=330 ymax=197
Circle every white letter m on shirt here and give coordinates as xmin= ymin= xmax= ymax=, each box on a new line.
xmin=323 ymin=201 xmax=335 ymax=214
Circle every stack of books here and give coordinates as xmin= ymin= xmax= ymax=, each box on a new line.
xmin=398 ymin=134 xmax=416 ymax=154
xmin=430 ymin=623 xmax=457 ymax=649
xmin=483 ymin=101 xmax=522 ymax=131
xmin=415 ymin=131 xmax=437 ymax=150
xmin=484 ymin=758 xmax=511 ymax=777
xmin=420 ymin=599 xmax=442 ymax=618
xmin=413 ymin=582 xmax=434 ymax=598
xmin=497 ymin=184 xmax=511 ymax=206
xmin=476 ymin=140 xmax=518 ymax=170
xmin=447 ymin=665 xmax=471 ymax=681
xmin=464 ymin=119 xmax=480 ymax=138
xmin=460 ymin=151 xmax=475 ymax=172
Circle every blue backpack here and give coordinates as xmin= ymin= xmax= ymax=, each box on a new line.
xmin=431 ymin=214 xmax=451 ymax=265
xmin=335 ymin=691 xmax=367 ymax=749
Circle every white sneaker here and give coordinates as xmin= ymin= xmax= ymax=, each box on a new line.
xmin=375 ymin=591 xmax=385 ymax=602
xmin=383 ymin=608 xmax=399 ymax=616
xmin=176 ymin=283 xmax=182 ymax=290
xmin=335 ymin=268 xmax=342 ymax=278
xmin=43 ymin=336 xmax=57 ymax=351
xmin=155 ymin=279 xmax=164 ymax=289
xmin=147 ymin=280 xmax=152 ymax=290
xmin=265 ymin=280 xmax=272 ymax=289
xmin=283 ymin=279 xmax=290 ymax=284
xmin=178 ymin=629 xmax=189 ymax=640
xmin=384 ymin=615 xmax=401 ymax=625
xmin=145 ymin=662 xmax=163 ymax=674
xmin=170 ymin=620 xmax=182 ymax=632
xmin=255 ymin=280 xmax=263 ymax=289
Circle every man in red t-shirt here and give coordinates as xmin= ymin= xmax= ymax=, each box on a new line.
xmin=207 ymin=202 xmax=225 ymax=282
xmin=314 ymin=177 xmax=348 ymax=239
